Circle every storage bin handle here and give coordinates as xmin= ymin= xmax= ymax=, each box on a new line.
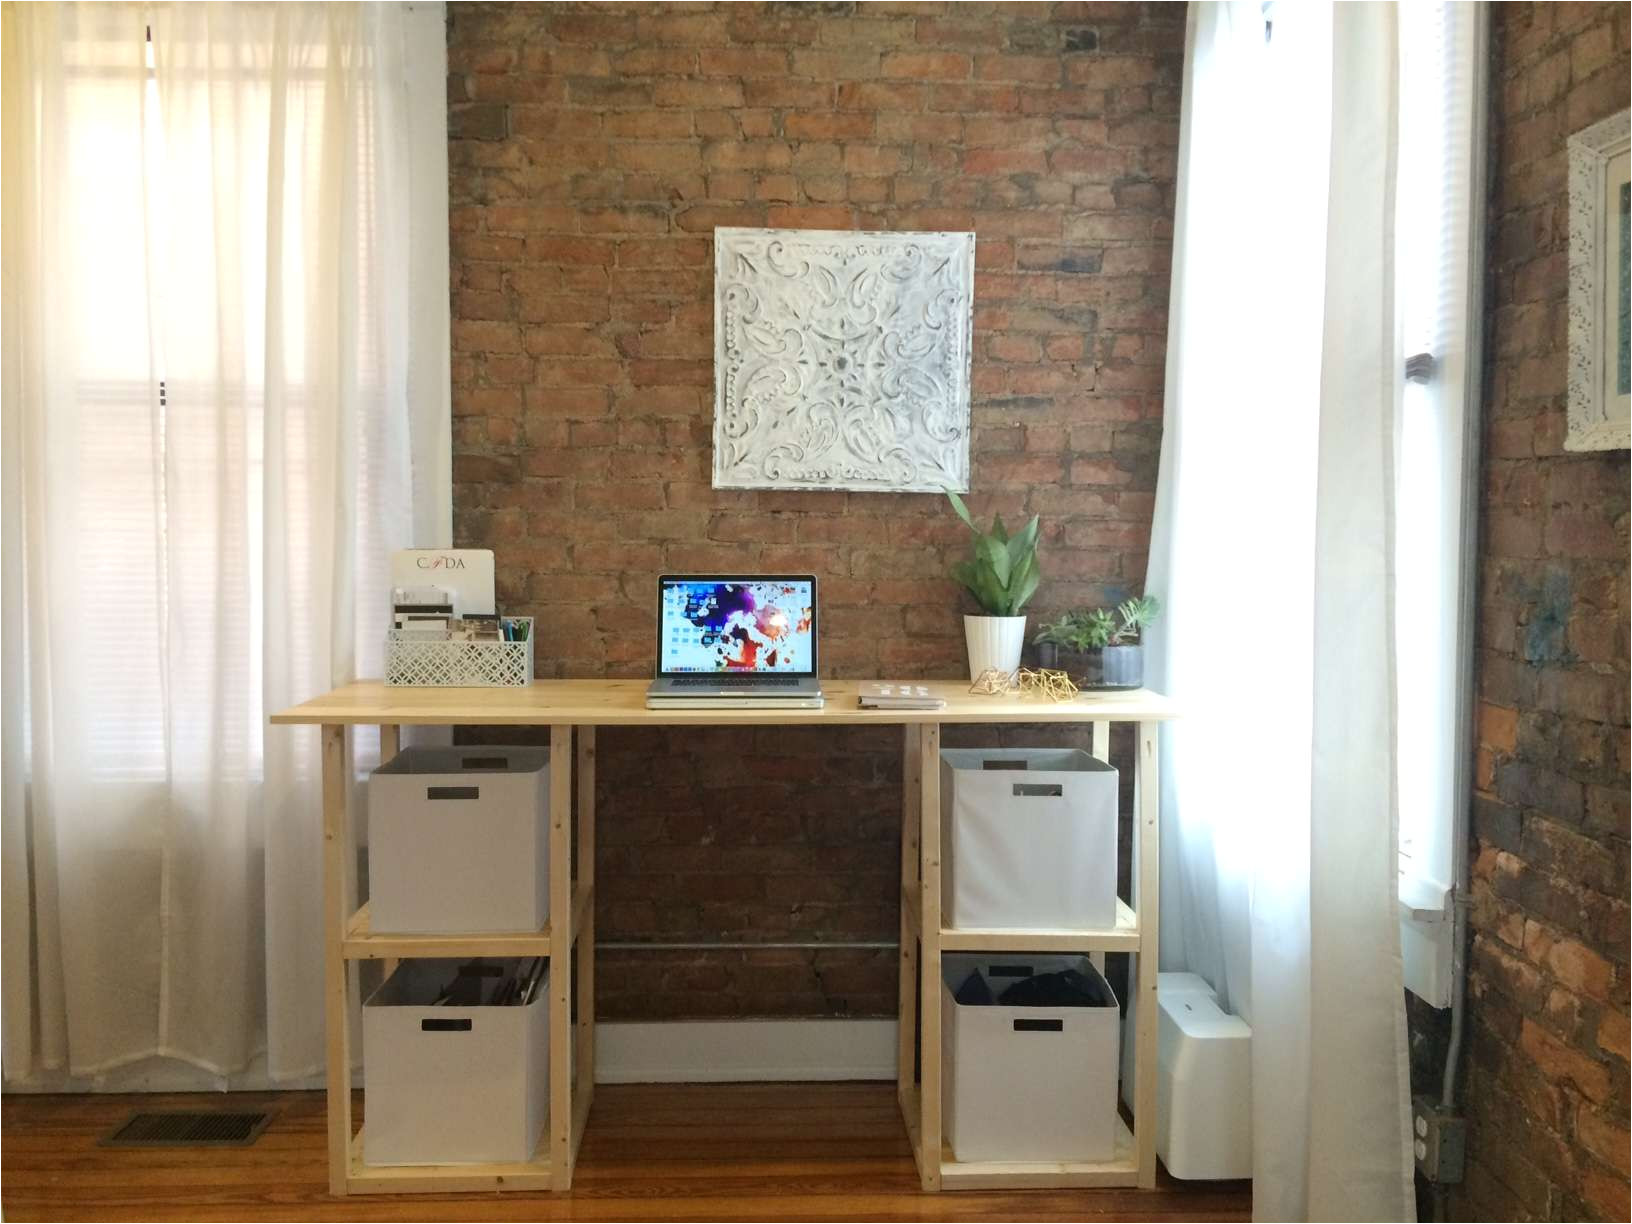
xmin=1013 ymin=1018 xmax=1063 ymax=1033
xmin=461 ymin=755 xmax=508 ymax=770
xmin=980 ymin=759 xmax=1027 ymax=771
xmin=421 ymin=1018 xmax=472 ymax=1032
xmin=427 ymin=785 xmax=479 ymax=800
xmin=989 ymin=964 xmax=1034 ymax=978
xmin=1012 ymin=782 xmax=1063 ymax=798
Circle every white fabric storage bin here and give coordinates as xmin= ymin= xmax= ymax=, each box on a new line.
xmin=369 ymin=746 xmax=549 ymax=934
xmin=941 ymin=747 xmax=1118 ymax=930
xmin=941 ymin=953 xmax=1121 ymax=1163
xmin=363 ymin=959 xmax=549 ymax=1166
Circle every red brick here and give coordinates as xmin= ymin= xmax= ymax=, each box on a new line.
xmin=932 ymin=85 xmax=1019 ymax=117
xmin=766 ymin=205 xmax=854 ymax=229
xmin=1577 ymin=1104 xmax=1631 ymax=1176
xmin=1582 ymin=1166 xmax=1632 ymax=1222
xmin=785 ymin=112 xmax=876 ymax=141
xmin=974 ymin=54 xmax=1062 ymax=84
xmin=699 ymin=47 xmax=789 ymax=78
xmin=743 ymin=78 xmax=834 ymax=109
xmin=448 ymin=0 xmax=1192 ymax=1025
xmin=962 ymin=149 xmax=1048 ymax=176
xmin=1519 ymin=1018 xmax=1614 ymax=1103
xmin=880 ymin=50 xmax=971 ymax=80
xmin=654 ymin=80 xmax=743 ymax=109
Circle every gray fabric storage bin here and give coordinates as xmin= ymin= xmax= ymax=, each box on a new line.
xmin=940 ymin=747 xmax=1119 ymax=930
xmin=942 ymin=953 xmax=1121 ymax=1162
xmin=363 ymin=959 xmax=548 ymax=1165
xmin=368 ymin=746 xmax=549 ymax=933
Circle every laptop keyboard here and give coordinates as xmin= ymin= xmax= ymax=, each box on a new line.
xmin=670 ymin=675 xmax=802 ymax=687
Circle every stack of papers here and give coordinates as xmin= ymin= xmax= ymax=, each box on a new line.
xmin=428 ymin=958 xmax=546 ymax=1007
xmin=858 ymin=682 xmax=946 ymax=710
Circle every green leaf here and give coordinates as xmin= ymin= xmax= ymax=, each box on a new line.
xmin=1005 ymin=514 xmax=1039 ymax=571
xmin=975 ymin=564 xmax=1007 ymax=615
xmin=990 ymin=513 xmax=1009 ymax=543
xmin=1009 ymin=555 xmax=1040 ymax=615
xmin=945 ymin=489 xmax=976 ymax=532
xmin=976 ymin=533 xmax=1011 ymax=588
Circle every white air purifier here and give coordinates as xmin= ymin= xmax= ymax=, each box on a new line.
xmin=1121 ymin=971 xmax=1252 ymax=1180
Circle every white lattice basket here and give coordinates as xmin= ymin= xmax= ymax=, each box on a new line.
xmin=384 ymin=620 xmax=534 ymax=687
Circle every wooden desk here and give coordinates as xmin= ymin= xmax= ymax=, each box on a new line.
xmin=272 ymin=679 xmax=1177 ymax=1197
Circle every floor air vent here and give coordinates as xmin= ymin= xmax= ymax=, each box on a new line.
xmin=102 ymin=1110 xmax=272 ymax=1148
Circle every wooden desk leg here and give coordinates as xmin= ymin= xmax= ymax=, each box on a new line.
xmin=917 ymin=722 xmax=943 ymax=1191
xmin=572 ymin=726 xmax=597 ymax=1171
xmin=377 ymin=724 xmax=401 ymax=982
xmin=1134 ymin=720 xmax=1161 ymax=1190
xmin=897 ymin=724 xmax=921 ymax=1126
xmin=548 ymin=724 xmax=574 ymax=1188
xmin=1089 ymin=719 xmax=1111 ymax=975
xmin=321 ymin=723 xmax=354 ymax=1196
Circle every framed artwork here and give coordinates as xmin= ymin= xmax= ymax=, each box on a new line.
xmin=712 ymin=227 xmax=975 ymax=493
xmin=1566 ymin=109 xmax=1630 ymax=451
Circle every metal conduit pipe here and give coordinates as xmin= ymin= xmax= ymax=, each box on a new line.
xmin=597 ymin=940 xmax=899 ymax=952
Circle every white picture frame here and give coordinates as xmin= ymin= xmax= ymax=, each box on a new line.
xmin=1566 ymin=109 xmax=1630 ymax=452
xmin=712 ymin=227 xmax=975 ymax=493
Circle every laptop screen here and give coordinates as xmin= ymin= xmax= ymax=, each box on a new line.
xmin=658 ymin=577 xmax=816 ymax=675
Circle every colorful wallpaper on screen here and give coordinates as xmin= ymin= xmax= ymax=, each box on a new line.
xmin=660 ymin=580 xmax=814 ymax=672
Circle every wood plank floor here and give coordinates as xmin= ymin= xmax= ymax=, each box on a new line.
xmin=2 ymin=1083 xmax=1252 ymax=1222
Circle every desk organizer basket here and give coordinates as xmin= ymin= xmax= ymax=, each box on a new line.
xmin=385 ymin=618 xmax=534 ymax=687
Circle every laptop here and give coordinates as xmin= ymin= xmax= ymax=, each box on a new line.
xmin=645 ymin=575 xmax=823 ymax=707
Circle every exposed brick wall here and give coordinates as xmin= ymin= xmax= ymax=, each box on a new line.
xmin=1458 ymin=5 xmax=1630 ymax=1220
xmin=446 ymin=1 xmax=1181 ymax=1020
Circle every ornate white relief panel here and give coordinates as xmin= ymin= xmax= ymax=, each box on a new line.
xmin=1567 ymin=109 xmax=1630 ymax=451
xmin=712 ymin=227 xmax=975 ymax=492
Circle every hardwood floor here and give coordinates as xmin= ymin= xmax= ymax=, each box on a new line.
xmin=2 ymin=1083 xmax=1251 ymax=1222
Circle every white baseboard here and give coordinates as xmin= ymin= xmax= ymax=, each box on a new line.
xmin=595 ymin=1018 xmax=897 ymax=1083
xmin=3 ymin=1052 xmax=326 ymax=1095
xmin=5 ymin=1019 xmax=899 ymax=1092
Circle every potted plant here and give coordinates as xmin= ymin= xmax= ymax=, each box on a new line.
xmin=946 ymin=491 xmax=1041 ymax=681
xmin=1033 ymin=595 xmax=1161 ymax=690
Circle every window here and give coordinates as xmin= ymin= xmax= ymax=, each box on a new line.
xmin=1394 ymin=2 xmax=1486 ymax=1006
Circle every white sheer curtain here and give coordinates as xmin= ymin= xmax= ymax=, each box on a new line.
xmin=1 ymin=1 xmax=449 ymax=1086
xmin=1145 ymin=3 xmax=1415 ymax=1219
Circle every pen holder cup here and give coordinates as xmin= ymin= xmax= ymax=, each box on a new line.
xmin=384 ymin=618 xmax=535 ymax=687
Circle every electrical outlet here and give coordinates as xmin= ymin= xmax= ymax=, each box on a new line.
xmin=1412 ymin=1094 xmax=1466 ymax=1184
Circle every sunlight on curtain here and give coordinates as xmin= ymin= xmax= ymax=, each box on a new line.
xmin=1145 ymin=3 xmax=1423 ymax=1219
xmin=1 ymin=1 xmax=450 ymax=1085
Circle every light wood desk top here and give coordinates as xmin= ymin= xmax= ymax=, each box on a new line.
xmin=272 ymin=679 xmax=1178 ymax=726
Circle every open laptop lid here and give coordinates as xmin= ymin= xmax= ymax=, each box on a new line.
xmin=656 ymin=575 xmax=818 ymax=678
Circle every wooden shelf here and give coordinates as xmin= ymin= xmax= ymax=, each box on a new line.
xmin=346 ymin=1129 xmax=553 ymax=1195
xmin=939 ymin=899 xmax=1139 ymax=953
xmin=938 ymin=1118 xmax=1139 ymax=1190
xmin=901 ymin=884 xmax=921 ymax=938
xmin=341 ymin=881 xmax=592 ymax=961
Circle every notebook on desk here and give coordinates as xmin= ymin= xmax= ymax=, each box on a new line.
xmin=645 ymin=575 xmax=823 ymax=708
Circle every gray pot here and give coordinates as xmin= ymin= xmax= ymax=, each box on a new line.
xmin=1034 ymin=643 xmax=1143 ymax=690
xmin=1096 ymin=643 xmax=1143 ymax=689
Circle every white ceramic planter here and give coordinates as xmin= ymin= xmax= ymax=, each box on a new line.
xmin=963 ymin=615 xmax=1027 ymax=682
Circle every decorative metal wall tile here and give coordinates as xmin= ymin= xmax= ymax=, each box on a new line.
xmin=1566 ymin=109 xmax=1630 ymax=452
xmin=713 ymin=227 xmax=975 ymax=492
